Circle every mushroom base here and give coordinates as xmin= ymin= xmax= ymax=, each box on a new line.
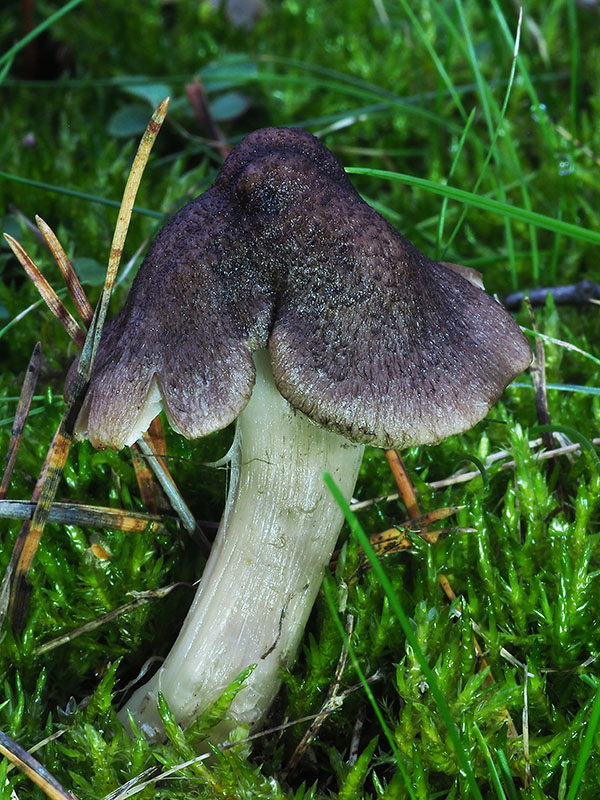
xmin=120 ymin=350 xmax=364 ymax=743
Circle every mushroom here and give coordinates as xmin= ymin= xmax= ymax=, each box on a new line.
xmin=72 ymin=127 xmax=531 ymax=742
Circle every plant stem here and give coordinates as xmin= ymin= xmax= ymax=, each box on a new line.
xmin=120 ymin=350 xmax=364 ymax=741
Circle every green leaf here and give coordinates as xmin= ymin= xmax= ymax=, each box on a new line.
xmin=73 ymin=256 xmax=107 ymax=286
xmin=107 ymin=104 xmax=154 ymax=138
xmin=199 ymin=55 xmax=258 ymax=91
xmin=211 ymin=91 xmax=250 ymax=121
xmin=124 ymin=80 xmax=172 ymax=107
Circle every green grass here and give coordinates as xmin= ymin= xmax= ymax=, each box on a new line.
xmin=1 ymin=1 xmax=600 ymax=797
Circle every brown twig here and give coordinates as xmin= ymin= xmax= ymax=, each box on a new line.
xmin=4 ymin=233 xmax=86 ymax=348
xmin=0 ymin=729 xmax=79 ymax=800
xmin=350 ymin=437 xmax=600 ymax=511
xmin=35 ymin=583 xmax=188 ymax=655
xmin=385 ymin=449 xmax=420 ymax=518
xmin=526 ymin=299 xmax=555 ymax=452
xmin=185 ymin=78 xmax=231 ymax=160
xmin=286 ymin=615 xmax=355 ymax=772
xmin=384 ymin=449 xmax=438 ymax=542
xmin=35 ymin=214 xmax=94 ymax=327
xmin=0 ymin=499 xmax=161 ymax=531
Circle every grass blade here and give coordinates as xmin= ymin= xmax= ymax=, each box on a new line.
xmin=472 ymin=722 xmax=507 ymax=800
xmin=0 ymin=171 xmax=165 ymax=219
xmin=324 ymin=472 xmax=484 ymax=800
xmin=564 ymin=685 xmax=600 ymax=800
xmin=346 ymin=167 xmax=600 ymax=246
xmin=322 ymin=577 xmax=417 ymax=800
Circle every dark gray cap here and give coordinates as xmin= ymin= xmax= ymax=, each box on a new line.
xmin=73 ymin=127 xmax=531 ymax=450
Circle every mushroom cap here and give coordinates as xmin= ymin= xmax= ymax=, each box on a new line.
xmin=72 ymin=127 xmax=531 ymax=450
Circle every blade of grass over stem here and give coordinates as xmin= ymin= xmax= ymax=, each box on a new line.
xmin=472 ymin=722 xmax=507 ymax=800
xmin=321 ymin=577 xmax=417 ymax=800
xmin=564 ymin=685 xmax=600 ymax=800
xmin=346 ymin=167 xmax=600 ymax=246
xmin=323 ymin=472 xmax=484 ymax=800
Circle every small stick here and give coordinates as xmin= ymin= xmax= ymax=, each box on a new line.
xmin=526 ymin=299 xmax=555 ymax=452
xmin=286 ymin=615 xmax=355 ymax=772
xmin=503 ymin=279 xmax=600 ymax=309
xmin=0 ymin=499 xmax=160 ymax=532
xmin=385 ymin=449 xmax=421 ymax=519
xmin=351 ymin=437 xmax=600 ymax=510
xmin=385 ymin=449 xmax=439 ymax=543
xmin=185 ymin=77 xmax=231 ymax=160
xmin=0 ymin=729 xmax=79 ymax=800
xmin=35 ymin=214 xmax=94 ymax=326
xmin=35 ymin=583 xmax=188 ymax=655
xmin=0 ymin=341 xmax=42 ymax=499
xmin=136 ymin=436 xmax=210 ymax=555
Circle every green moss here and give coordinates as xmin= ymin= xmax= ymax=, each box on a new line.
xmin=2 ymin=0 xmax=600 ymax=797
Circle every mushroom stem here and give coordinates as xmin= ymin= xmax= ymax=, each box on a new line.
xmin=120 ymin=350 xmax=364 ymax=742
